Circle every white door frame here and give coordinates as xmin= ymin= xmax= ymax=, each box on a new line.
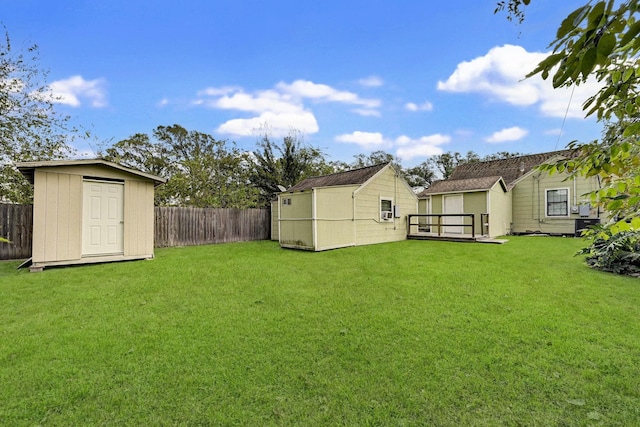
xmin=82 ymin=180 xmax=125 ymax=256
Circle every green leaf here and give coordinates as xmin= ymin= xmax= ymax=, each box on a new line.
xmin=557 ymin=6 xmax=591 ymax=39
xmin=620 ymin=21 xmax=640 ymax=47
xmin=581 ymin=47 xmax=598 ymax=79
xmin=631 ymin=217 xmax=640 ymax=230
xmin=622 ymin=121 xmax=640 ymax=137
xmin=596 ymin=33 xmax=616 ymax=57
xmin=588 ymin=2 xmax=606 ymax=27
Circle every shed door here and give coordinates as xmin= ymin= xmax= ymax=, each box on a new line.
xmin=82 ymin=180 xmax=124 ymax=256
xmin=443 ymin=194 xmax=463 ymax=234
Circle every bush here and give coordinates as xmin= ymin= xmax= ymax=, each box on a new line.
xmin=578 ymin=227 xmax=640 ymax=277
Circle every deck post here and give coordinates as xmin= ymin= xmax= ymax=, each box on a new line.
xmin=471 ymin=214 xmax=475 ymax=238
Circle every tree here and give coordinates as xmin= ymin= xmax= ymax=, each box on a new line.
xmin=251 ymin=129 xmax=331 ymax=207
xmin=481 ymin=151 xmax=526 ymax=161
xmin=0 ymin=30 xmax=78 ymax=203
xmin=351 ymin=150 xmax=401 ymax=170
xmin=404 ymin=161 xmax=437 ymax=189
xmin=103 ymin=125 xmax=259 ymax=208
xmin=428 ymin=151 xmax=475 ymax=179
xmin=497 ymin=0 xmax=640 ymax=274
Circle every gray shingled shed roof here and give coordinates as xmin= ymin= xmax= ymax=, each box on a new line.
xmin=285 ymin=163 xmax=388 ymax=192
xmin=419 ymin=176 xmax=506 ymax=196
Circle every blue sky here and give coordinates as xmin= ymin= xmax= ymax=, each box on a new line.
xmin=5 ymin=0 xmax=603 ymax=166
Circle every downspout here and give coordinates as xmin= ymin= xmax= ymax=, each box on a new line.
xmin=394 ymin=172 xmax=398 ymax=230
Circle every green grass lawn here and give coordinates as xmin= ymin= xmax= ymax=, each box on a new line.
xmin=1 ymin=237 xmax=639 ymax=426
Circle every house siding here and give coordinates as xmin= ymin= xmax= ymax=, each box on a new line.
xmin=512 ymin=171 xmax=602 ymax=234
xmin=354 ymin=167 xmax=416 ymax=246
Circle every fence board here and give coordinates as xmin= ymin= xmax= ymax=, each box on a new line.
xmin=0 ymin=205 xmax=270 ymax=260
xmin=154 ymin=207 xmax=270 ymax=248
xmin=0 ymin=204 xmax=33 ymax=260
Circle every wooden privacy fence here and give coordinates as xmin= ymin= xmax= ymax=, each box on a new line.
xmin=154 ymin=207 xmax=270 ymax=248
xmin=0 ymin=204 xmax=33 ymax=260
xmin=0 ymin=205 xmax=270 ymax=260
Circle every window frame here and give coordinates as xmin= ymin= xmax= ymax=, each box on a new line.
xmin=380 ymin=196 xmax=393 ymax=221
xmin=545 ymin=187 xmax=570 ymax=217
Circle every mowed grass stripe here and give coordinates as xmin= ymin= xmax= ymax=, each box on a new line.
xmin=0 ymin=237 xmax=638 ymax=425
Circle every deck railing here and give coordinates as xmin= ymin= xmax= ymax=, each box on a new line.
xmin=407 ymin=214 xmax=477 ymax=238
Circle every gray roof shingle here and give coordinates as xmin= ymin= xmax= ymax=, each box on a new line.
xmin=286 ymin=163 xmax=388 ymax=192
xmin=419 ymin=150 xmax=576 ymax=196
xmin=419 ymin=176 xmax=505 ymax=195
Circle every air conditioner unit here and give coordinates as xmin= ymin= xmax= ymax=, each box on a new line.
xmin=382 ymin=211 xmax=393 ymax=220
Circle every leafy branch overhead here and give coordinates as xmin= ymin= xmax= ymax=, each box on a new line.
xmin=498 ymin=0 xmax=640 ymax=275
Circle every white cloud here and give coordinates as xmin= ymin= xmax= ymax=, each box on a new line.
xmin=485 ymin=126 xmax=529 ymax=143
xmin=277 ymin=80 xmax=381 ymax=108
xmin=405 ymin=101 xmax=434 ymax=112
xmin=335 ymin=131 xmax=449 ymax=159
xmin=218 ymin=111 xmax=319 ymax=137
xmin=196 ymin=79 xmax=382 ymax=137
xmin=197 ymin=86 xmax=242 ymax=97
xmin=352 ymin=108 xmax=382 ymax=117
xmin=358 ymin=76 xmax=384 ymax=87
xmin=335 ymin=131 xmax=387 ymax=148
xmin=438 ymin=44 xmax=603 ymax=119
xmin=395 ymin=134 xmax=449 ymax=160
xmin=48 ymin=75 xmax=107 ymax=108
xmin=157 ymin=98 xmax=169 ymax=108
xmin=544 ymin=128 xmax=562 ymax=136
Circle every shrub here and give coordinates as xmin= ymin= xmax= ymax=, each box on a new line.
xmin=578 ymin=226 xmax=640 ymax=277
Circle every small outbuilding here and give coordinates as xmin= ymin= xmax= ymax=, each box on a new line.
xmin=417 ymin=150 xmax=605 ymax=237
xmin=274 ymin=163 xmax=418 ymax=251
xmin=17 ymin=159 xmax=166 ymax=271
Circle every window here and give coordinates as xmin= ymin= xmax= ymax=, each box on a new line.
xmin=380 ymin=197 xmax=393 ymax=220
xmin=546 ymin=188 xmax=569 ymax=217
xmin=282 ymin=198 xmax=291 ymax=206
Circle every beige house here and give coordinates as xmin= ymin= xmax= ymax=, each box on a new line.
xmin=17 ymin=159 xmax=166 ymax=271
xmin=417 ymin=150 xmax=604 ymax=237
xmin=274 ymin=163 xmax=418 ymax=251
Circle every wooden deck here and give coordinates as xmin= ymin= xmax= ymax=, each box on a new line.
xmin=407 ymin=232 xmax=508 ymax=244
xmin=406 ymin=214 xmax=507 ymax=244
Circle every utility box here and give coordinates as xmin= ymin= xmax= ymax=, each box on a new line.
xmin=579 ymin=204 xmax=591 ymax=217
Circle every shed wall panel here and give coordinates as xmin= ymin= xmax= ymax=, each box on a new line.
xmin=270 ymin=200 xmax=279 ymax=240
xmin=279 ymin=192 xmax=314 ymax=249
xmin=315 ymin=186 xmax=356 ymax=249
xmin=463 ymin=192 xmax=487 ymax=235
xmin=488 ymin=184 xmax=512 ymax=237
